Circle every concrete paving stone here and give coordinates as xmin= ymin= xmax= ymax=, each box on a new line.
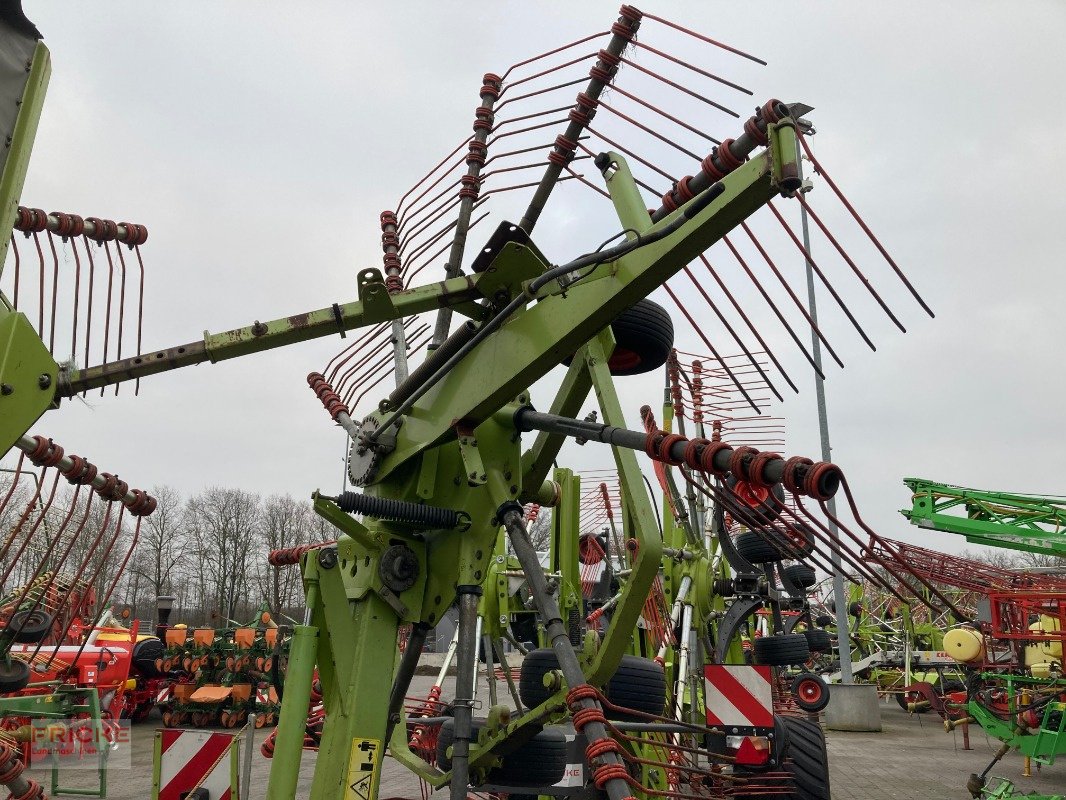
xmin=29 ymin=678 xmax=1063 ymax=799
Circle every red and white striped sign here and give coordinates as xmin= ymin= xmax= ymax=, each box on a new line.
xmin=156 ymin=729 xmax=237 ymax=800
xmin=704 ymin=665 xmax=773 ymax=728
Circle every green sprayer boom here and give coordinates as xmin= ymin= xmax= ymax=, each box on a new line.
xmin=903 ymin=478 xmax=1066 ymax=558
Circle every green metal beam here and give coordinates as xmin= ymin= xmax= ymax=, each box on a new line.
xmin=902 ymin=477 xmax=1066 ymax=558
xmin=379 ymin=148 xmax=781 ymax=479
xmin=0 ymin=39 xmax=50 ymax=278
xmin=61 ymin=271 xmax=486 ymax=395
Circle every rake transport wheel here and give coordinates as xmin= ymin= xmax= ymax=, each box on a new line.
xmin=753 ymin=634 xmax=810 ymax=667
xmin=436 ymin=719 xmax=567 ymax=787
xmin=519 ymin=649 xmax=666 ymax=719
xmin=8 ymin=609 xmax=53 ymax=643
xmin=0 ymin=658 xmax=30 ymax=694
xmin=779 ymin=716 xmax=831 ymax=800
xmin=782 ymin=564 xmax=816 ymax=589
xmin=736 ymin=530 xmax=791 ymax=564
xmin=790 ymin=673 xmax=830 ymax=713
xmin=802 ymin=628 xmax=833 ymax=654
xmin=606 ymin=298 xmax=674 ymax=376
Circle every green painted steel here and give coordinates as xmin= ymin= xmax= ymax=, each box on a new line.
xmin=0 ymin=39 xmax=56 ymax=452
xmin=265 ymin=618 xmax=320 ymax=797
xmin=902 ymin=477 xmax=1066 ymax=557
xmin=0 ymin=310 xmax=58 ymax=453
xmin=0 ymin=40 xmax=50 ymax=275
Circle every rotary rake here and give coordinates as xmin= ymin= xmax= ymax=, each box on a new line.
xmin=0 ymin=4 xmax=968 ymax=800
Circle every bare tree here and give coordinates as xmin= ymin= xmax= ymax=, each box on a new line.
xmin=127 ymin=485 xmax=186 ymax=606
xmin=186 ymin=488 xmax=262 ymax=624
xmin=255 ymin=494 xmax=313 ymax=617
xmin=528 ymin=507 xmax=553 ymax=551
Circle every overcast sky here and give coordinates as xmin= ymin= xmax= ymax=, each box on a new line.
xmin=6 ymin=2 xmax=1066 ymax=559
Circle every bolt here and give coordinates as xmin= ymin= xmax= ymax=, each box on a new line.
xmin=469 ymin=471 xmax=478 ymax=479
xmin=37 ymin=374 xmax=51 ymax=389
xmin=251 ymin=320 xmax=268 ymax=336
xmin=0 ymin=384 xmax=12 ymax=396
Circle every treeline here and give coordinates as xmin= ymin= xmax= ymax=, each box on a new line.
xmin=0 ymin=480 xmax=327 ymax=629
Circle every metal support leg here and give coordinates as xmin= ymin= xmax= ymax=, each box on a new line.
xmin=385 ymin=623 xmax=430 ymax=745
xmin=483 ymin=632 xmax=498 ymax=707
xmin=449 ymin=587 xmax=482 ymax=800
xmin=501 ymin=505 xmax=634 ymax=800
xmin=267 ymin=624 xmax=319 ymax=800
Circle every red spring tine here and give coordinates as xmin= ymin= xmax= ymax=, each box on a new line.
xmin=32 ymin=230 xmax=45 ymax=341
xmin=716 ymin=236 xmax=828 ymax=379
xmin=679 ymin=265 xmax=785 ymax=401
xmin=399 ymin=193 xmax=463 ymax=257
xmin=395 ymin=135 xmax=472 ymax=224
xmin=69 ymin=229 xmax=83 ymax=362
xmin=99 ymin=235 xmax=116 ymax=395
xmin=637 ymin=11 xmax=767 ymax=65
xmin=617 ymin=56 xmax=739 ymax=118
xmin=498 ymin=31 xmax=608 ymax=85
xmin=112 ymin=240 xmax=129 ymax=392
xmin=324 ymin=321 xmax=391 ymax=383
xmin=405 ymin=209 xmax=490 ymax=285
xmin=662 ymin=283 xmax=761 ymax=414
xmin=798 ymin=136 xmax=934 ymax=318
xmin=565 ymin=166 xmax=611 ymax=199
xmin=830 ymin=478 xmax=970 ymax=619
xmin=596 ymin=101 xmax=702 ymax=161
xmin=348 ymin=327 xmax=432 ymax=409
xmin=9 ymin=234 xmax=19 ymax=309
xmin=0 ymin=470 xmax=61 ymax=591
xmin=739 ymin=220 xmax=844 ymax=369
xmin=795 ymin=194 xmax=906 ymax=333
xmin=132 ymin=243 xmax=146 ymax=395
xmin=398 ymin=177 xmax=465 ymax=250
xmin=629 ymin=39 xmax=754 ymax=96
xmin=609 ymin=84 xmax=721 ymax=145
xmin=766 ymin=199 xmax=876 ymax=352
xmin=45 ymin=231 xmax=60 ymax=354
xmin=585 ymin=124 xmax=676 ymax=182
xmin=63 ymin=505 xmax=129 ymax=669
xmin=0 ymin=453 xmax=27 ymax=519
xmin=81 ymin=236 xmax=96 ymax=394
xmin=25 ymin=486 xmax=95 ymax=660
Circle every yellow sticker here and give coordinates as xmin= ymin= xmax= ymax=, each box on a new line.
xmin=344 ymin=737 xmax=382 ymax=800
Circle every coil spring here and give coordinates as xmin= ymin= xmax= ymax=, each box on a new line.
xmin=335 ymin=492 xmax=461 ymax=529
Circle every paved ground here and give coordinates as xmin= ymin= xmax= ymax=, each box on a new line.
xmin=27 ymin=677 xmax=1063 ymax=799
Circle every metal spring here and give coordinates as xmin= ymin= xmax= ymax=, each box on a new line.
xmin=334 ymin=492 xmax=461 ymax=529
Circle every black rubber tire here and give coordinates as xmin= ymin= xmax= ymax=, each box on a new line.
xmin=0 ymin=658 xmax=30 ymax=694
xmin=814 ymin=615 xmax=833 ymax=629
xmin=435 ymin=719 xmax=566 ymax=787
xmin=606 ymin=298 xmax=674 ymax=376
xmin=8 ymin=608 xmax=52 ymax=644
xmin=519 ymin=649 xmax=666 ymax=719
xmin=780 ymin=716 xmax=831 ymax=800
xmin=790 ymin=673 xmax=830 ymax=713
xmin=753 ymin=634 xmax=810 ymax=667
xmin=894 ymin=688 xmax=929 ymax=713
xmin=726 ymin=475 xmax=786 ymax=526
xmin=782 ymin=564 xmax=816 ymax=590
xmin=802 ymin=628 xmax=832 ymax=654
xmin=827 ymin=600 xmax=862 ymax=618
xmin=940 ymin=678 xmax=965 ymax=695
xmin=736 ymin=530 xmax=791 ymax=564
xmin=132 ymin=637 xmax=167 ymax=678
